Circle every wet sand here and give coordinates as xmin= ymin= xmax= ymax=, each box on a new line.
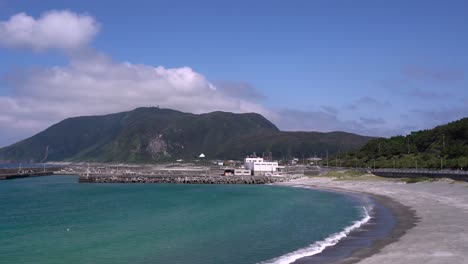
xmin=279 ymin=177 xmax=468 ymax=264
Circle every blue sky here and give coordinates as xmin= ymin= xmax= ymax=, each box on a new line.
xmin=0 ymin=0 xmax=467 ymax=147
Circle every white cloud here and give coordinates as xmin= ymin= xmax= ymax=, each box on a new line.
xmin=0 ymin=10 xmax=99 ymax=51
xmin=7 ymin=55 xmax=270 ymax=115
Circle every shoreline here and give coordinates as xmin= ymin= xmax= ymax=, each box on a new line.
xmin=269 ymin=182 xmax=418 ymax=264
xmin=330 ymin=193 xmax=418 ymax=264
xmin=280 ymin=177 xmax=468 ymax=264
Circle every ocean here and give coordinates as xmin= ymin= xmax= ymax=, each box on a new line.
xmin=0 ymin=176 xmax=369 ymax=264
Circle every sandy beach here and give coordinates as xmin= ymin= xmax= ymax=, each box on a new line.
xmin=279 ymin=176 xmax=468 ymax=264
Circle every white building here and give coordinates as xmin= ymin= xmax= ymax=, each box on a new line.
xmin=244 ymin=157 xmax=278 ymax=175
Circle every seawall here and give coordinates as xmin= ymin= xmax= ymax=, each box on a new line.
xmin=372 ymin=171 xmax=468 ymax=182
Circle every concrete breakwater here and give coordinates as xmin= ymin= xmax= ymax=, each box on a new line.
xmin=0 ymin=167 xmax=63 ymax=180
xmin=0 ymin=171 xmax=55 ymax=180
xmin=79 ymin=174 xmax=302 ymax=184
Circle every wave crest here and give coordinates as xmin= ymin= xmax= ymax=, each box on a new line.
xmin=259 ymin=206 xmax=372 ymax=264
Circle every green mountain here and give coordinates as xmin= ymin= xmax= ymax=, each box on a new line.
xmin=339 ymin=118 xmax=468 ymax=169
xmin=0 ymin=107 xmax=372 ymax=163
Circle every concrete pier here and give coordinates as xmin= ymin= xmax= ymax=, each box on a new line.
xmin=0 ymin=167 xmax=63 ymax=180
xmin=0 ymin=171 xmax=55 ymax=180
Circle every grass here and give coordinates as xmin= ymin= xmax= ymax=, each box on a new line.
xmin=314 ymin=170 xmax=394 ymax=181
xmin=311 ymin=170 xmax=464 ymax=185
xmin=322 ymin=170 xmax=345 ymax=177
xmin=402 ymin=177 xmax=437 ymax=184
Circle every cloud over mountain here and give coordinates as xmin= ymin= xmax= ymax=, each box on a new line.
xmin=0 ymin=53 xmax=272 ymax=145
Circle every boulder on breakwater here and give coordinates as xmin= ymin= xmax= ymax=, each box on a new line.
xmin=79 ymin=174 xmax=301 ymax=184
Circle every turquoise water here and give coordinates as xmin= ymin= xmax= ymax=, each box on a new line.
xmin=0 ymin=176 xmax=363 ymax=264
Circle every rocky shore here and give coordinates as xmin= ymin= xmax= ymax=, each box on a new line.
xmin=79 ymin=174 xmax=302 ymax=184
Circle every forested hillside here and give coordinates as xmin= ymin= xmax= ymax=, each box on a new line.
xmin=337 ymin=118 xmax=468 ymax=169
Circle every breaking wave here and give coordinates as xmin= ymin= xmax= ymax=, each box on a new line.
xmin=259 ymin=206 xmax=372 ymax=264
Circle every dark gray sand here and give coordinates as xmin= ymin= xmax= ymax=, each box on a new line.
xmin=327 ymin=194 xmax=418 ymax=264
xmin=279 ymin=178 xmax=468 ymax=264
xmin=288 ymin=188 xmax=418 ymax=264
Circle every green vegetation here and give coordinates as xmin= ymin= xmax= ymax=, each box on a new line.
xmin=314 ymin=170 xmax=445 ymax=183
xmin=318 ymin=170 xmax=393 ymax=181
xmin=321 ymin=170 xmax=368 ymax=177
xmin=0 ymin=107 xmax=372 ymax=163
xmin=403 ymin=177 xmax=437 ymax=184
xmin=322 ymin=170 xmax=345 ymax=177
xmin=334 ymin=118 xmax=468 ymax=169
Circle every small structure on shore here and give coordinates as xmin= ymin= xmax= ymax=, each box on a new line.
xmin=223 ymin=168 xmax=251 ymax=176
xmin=307 ymin=157 xmax=322 ymax=165
xmin=244 ymin=157 xmax=279 ymax=176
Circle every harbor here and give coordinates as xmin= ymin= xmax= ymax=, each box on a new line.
xmin=77 ymin=157 xmax=308 ymax=184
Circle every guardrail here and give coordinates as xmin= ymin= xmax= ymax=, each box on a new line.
xmin=370 ymin=168 xmax=468 ymax=175
xmin=317 ymin=166 xmax=468 ymax=181
xmin=318 ymin=166 xmax=468 ymax=175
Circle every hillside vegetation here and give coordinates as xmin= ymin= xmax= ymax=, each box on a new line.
xmin=0 ymin=107 xmax=372 ymax=163
xmin=337 ymin=118 xmax=468 ymax=169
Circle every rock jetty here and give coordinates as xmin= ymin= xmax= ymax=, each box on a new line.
xmin=79 ymin=174 xmax=302 ymax=184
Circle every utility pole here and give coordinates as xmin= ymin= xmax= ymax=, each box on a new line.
xmin=440 ymin=157 xmax=443 ymax=171
xmin=407 ymin=137 xmax=410 ymax=154
xmin=442 ymin=134 xmax=446 ymax=153
xmin=326 ymin=150 xmax=329 ymax=168
xmin=373 ymin=159 xmax=376 ymax=170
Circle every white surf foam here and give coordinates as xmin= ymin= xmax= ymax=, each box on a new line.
xmin=258 ymin=206 xmax=372 ymax=264
xmin=291 ymin=185 xmax=304 ymax=188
